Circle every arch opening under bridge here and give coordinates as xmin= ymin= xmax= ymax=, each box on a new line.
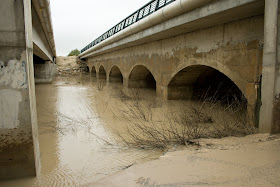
xmin=109 ymin=65 xmax=123 ymax=83
xmin=168 ymin=65 xmax=246 ymax=105
xmin=91 ymin=66 xmax=97 ymax=78
xmin=128 ymin=65 xmax=156 ymax=90
xmin=98 ymin=65 xmax=106 ymax=80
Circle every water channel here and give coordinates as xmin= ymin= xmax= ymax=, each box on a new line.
xmin=1 ymin=75 xmax=163 ymax=186
xmin=1 ymin=72 xmax=248 ymax=186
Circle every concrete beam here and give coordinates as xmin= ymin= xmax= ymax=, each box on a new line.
xmin=32 ymin=0 xmax=56 ymax=57
xmin=32 ymin=6 xmax=54 ymax=61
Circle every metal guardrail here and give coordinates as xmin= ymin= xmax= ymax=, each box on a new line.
xmin=81 ymin=0 xmax=176 ymax=53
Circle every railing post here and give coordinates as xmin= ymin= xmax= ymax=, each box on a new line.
xmin=136 ymin=10 xmax=141 ymax=22
xmin=155 ymin=0 xmax=160 ymax=11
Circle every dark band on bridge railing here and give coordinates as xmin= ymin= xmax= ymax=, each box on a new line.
xmin=81 ymin=0 xmax=176 ymax=53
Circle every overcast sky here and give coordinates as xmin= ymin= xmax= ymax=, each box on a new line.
xmin=50 ymin=0 xmax=150 ymax=56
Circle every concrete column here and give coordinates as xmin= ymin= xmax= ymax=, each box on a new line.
xmin=89 ymin=67 xmax=92 ymax=83
xmin=106 ymin=74 xmax=110 ymax=82
xmin=0 ymin=0 xmax=40 ymax=178
xmin=157 ymin=84 xmax=168 ymax=100
xmin=96 ymin=71 xmax=100 ymax=79
xmin=123 ymin=77 xmax=129 ymax=88
xmin=259 ymin=0 xmax=280 ymax=133
xmin=88 ymin=65 xmax=92 ymax=74
xmin=89 ymin=66 xmax=92 ymax=76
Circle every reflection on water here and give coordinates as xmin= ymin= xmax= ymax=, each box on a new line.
xmin=0 ymin=75 xmax=162 ymax=186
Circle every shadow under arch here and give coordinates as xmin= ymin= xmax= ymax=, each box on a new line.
xmin=109 ymin=65 xmax=123 ymax=83
xmin=91 ymin=66 xmax=97 ymax=78
xmin=128 ymin=65 xmax=156 ymax=89
xmin=168 ymin=65 xmax=247 ymax=105
xmin=98 ymin=65 xmax=106 ymax=79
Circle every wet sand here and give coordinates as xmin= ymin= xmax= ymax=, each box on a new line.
xmin=93 ymin=134 xmax=280 ymax=187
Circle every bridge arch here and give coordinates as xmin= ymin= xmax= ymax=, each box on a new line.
xmin=167 ymin=64 xmax=246 ymax=104
xmin=168 ymin=59 xmax=248 ymax=99
xmin=109 ymin=65 xmax=123 ymax=83
xmin=98 ymin=64 xmax=107 ymax=79
xmin=128 ymin=64 xmax=157 ymax=89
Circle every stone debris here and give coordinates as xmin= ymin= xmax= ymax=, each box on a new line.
xmin=56 ymin=56 xmax=88 ymax=76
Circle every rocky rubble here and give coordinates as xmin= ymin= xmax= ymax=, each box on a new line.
xmin=56 ymin=56 xmax=88 ymax=76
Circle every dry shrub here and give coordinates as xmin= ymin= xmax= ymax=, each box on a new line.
xmin=111 ymin=85 xmax=143 ymax=102
xmin=111 ymin=91 xmax=257 ymax=150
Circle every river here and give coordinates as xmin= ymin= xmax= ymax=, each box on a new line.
xmin=1 ymin=73 xmax=250 ymax=186
xmin=0 ymin=75 xmax=163 ymax=186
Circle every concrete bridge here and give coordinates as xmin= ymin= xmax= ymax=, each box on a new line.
xmin=0 ymin=0 xmax=56 ymax=178
xmin=79 ymin=0 xmax=280 ymax=135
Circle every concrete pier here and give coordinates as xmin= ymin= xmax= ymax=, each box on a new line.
xmin=259 ymin=0 xmax=280 ymax=133
xmin=0 ymin=0 xmax=40 ymax=178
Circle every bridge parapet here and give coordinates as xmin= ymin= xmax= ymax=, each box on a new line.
xmin=79 ymin=0 xmax=214 ymax=58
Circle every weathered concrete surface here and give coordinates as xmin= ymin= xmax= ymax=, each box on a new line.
xmin=259 ymin=0 xmax=280 ymax=134
xmin=87 ymin=15 xmax=264 ymax=127
xmin=34 ymin=61 xmax=56 ymax=83
xmin=0 ymin=0 xmax=40 ymax=179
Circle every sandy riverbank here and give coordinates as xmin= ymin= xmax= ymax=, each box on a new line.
xmin=91 ymin=133 xmax=280 ymax=187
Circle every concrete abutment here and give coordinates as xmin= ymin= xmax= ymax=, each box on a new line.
xmin=33 ymin=55 xmax=56 ymax=83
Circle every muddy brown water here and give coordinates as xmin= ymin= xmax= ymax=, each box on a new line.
xmin=1 ymin=74 xmax=248 ymax=186
xmin=0 ymin=75 xmax=163 ymax=186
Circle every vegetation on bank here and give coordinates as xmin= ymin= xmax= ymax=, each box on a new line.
xmin=68 ymin=49 xmax=80 ymax=56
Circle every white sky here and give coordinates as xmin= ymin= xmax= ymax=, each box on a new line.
xmin=50 ymin=0 xmax=150 ymax=56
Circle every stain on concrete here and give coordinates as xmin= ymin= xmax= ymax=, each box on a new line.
xmin=0 ymin=89 xmax=22 ymax=129
xmin=0 ymin=59 xmax=27 ymax=89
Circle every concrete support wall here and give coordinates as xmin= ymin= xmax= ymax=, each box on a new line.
xmin=34 ymin=61 xmax=56 ymax=83
xmin=0 ymin=0 xmax=40 ymax=179
xmin=88 ymin=15 xmax=264 ymax=127
xmin=259 ymin=0 xmax=280 ymax=133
